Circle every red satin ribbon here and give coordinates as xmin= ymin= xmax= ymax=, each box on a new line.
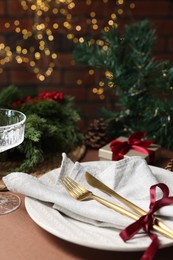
xmin=120 ymin=183 xmax=173 ymax=260
xmin=110 ymin=132 xmax=154 ymax=162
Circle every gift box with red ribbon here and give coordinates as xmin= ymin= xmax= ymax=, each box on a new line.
xmin=98 ymin=132 xmax=161 ymax=164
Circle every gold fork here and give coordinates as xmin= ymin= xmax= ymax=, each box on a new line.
xmin=60 ymin=176 xmax=173 ymax=239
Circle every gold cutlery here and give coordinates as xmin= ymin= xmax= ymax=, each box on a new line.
xmin=60 ymin=176 xmax=173 ymax=239
xmin=85 ymin=172 xmax=173 ymax=237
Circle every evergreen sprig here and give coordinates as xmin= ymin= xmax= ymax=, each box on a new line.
xmin=73 ymin=19 xmax=173 ymax=149
xmin=0 ymin=85 xmax=84 ymax=172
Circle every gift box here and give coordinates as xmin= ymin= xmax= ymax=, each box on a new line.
xmin=98 ymin=132 xmax=161 ymax=164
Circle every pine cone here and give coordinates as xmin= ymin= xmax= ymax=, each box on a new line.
xmin=165 ymin=159 xmax=173 ymax=172
xmin=85 ymin=118 xmax=110 ymax=149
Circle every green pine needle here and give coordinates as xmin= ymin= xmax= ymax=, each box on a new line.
xmin=0 ymin=86 xmax=84 ymax=172
xmin=74 ymin=19 xmax=173 ymax=149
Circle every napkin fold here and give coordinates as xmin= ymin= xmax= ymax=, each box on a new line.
xmin=3 ymin=153 xmax=173 ymax=229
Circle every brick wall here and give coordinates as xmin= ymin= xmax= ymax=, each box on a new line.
xmin=0 ymin=0 xmax=173 ymax=128
xmin=132 ymin=0 xmax=173 ymax=62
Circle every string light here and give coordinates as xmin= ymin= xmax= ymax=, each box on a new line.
xmin=0 ymin=0 xmax=135 ymax=88
xmin=0 ymin=0 xmax=76 ymax=81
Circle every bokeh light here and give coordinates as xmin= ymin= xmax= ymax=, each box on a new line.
xmin=0 ymin=0 xmax=135 ymax=89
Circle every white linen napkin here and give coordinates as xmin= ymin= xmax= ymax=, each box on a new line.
xmin=3 ymin=153 xmax=173 ymax=229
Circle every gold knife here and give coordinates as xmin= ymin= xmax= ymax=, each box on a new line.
xmin=85 ymin=171 xmax=173 ymax=236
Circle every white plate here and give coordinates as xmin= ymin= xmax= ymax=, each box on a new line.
xmin=25 ymin=161 xmax=173 ymax=251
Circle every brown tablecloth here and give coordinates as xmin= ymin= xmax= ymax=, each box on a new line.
xmin=1 ymin=149 xmax=173 ymax=260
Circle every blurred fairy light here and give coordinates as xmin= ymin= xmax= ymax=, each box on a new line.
xmin=0 ymin=0 xmax=135 ymax=86
xmin=0 ymin=0 xmax=76 ymax=81
xmin=84 ymin=0 xmax=136 ymax=100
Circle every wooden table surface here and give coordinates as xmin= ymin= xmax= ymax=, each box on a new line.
xmin=1 ymin=148 xmax=173 ymax=260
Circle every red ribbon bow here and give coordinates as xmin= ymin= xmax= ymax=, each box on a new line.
xmin=110 ymin=132 xmax=154 ymax=162
xmin=120 ymin=183 xmax=173 ymax=260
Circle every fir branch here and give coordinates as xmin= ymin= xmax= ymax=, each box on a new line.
xmin=0 ymin=85 xmax=21 ymax=107
xmin=0 ymin=86 xmax=84 ymax=172
xmin=74 ymin=19 xmax=173 ymax=149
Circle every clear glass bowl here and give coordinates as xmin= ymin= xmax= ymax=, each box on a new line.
xmin=0 ymin=109 xmax=26 ymax=152
xmin=0 ymin=108 xmax=26 ymax=214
